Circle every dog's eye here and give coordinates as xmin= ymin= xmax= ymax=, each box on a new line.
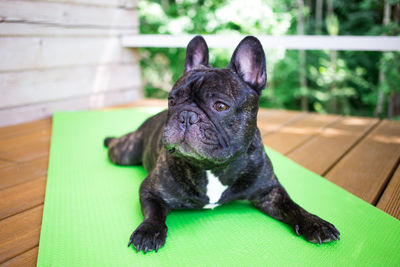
xmin=169 ymin=98 xmax=176 ymax=107
xmin=214 ymin=102 xmax=229 ymax=112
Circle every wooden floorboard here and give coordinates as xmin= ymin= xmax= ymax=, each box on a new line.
xmin=0 ymin=205 xmax=43 ymax=264
xmin=0 ymin=160 xmax=12 ymax=170
xmin=258 ymin=110 xmax=308 ymax=136
xmin=0 ymin=247 xmax=38 ymax=267
xmin=287 ymin=116 xmax=379 ymax=175
xmin=325 ymin=120 xmax=400 ymax=204
xmin=377 ymin=164 xmax=400 ymax=219
xmin=107 ymin=98 xmax=168 ymax=109
xmin=0 ymin=130 xmax=51 ymax=163
xmin=1 ymin=100 xmax=399 ymax=266
xmin=262 ymin=113 xmax=341 ymax=155
xmin=0 ymin=176 xmax=46 ymax=220
xmin=0 ymin=156 xmax=48 ymax=190
xmin=0 ymin=118 xmax=51 ymax=141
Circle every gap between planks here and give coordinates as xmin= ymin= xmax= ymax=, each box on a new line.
xmin=325 ymin=120 xmax=400 ymax=206
xmin=287 ymin=116 xmax=380 ymax=176
xmin=377 ymin=163 xmax=400 ymax=219
xmin=280 ymin=116 xmax=400 ymax=220
xmin=0 ymin=205 xmax=43 ymax=264
xmin=321 ymin=119 xmax=380 ymax=177
xmin=0 ymin=246 xmax=38 ymax=267
xmin=262 ymin=113 xmax=342 ymax=155
xmin=0 ymin=176 xmax=46 ymax=220
xmin=374 ymin=154 xmax=400 ymax=206
xmin=258 ymin=110 xmax=309 ymax=137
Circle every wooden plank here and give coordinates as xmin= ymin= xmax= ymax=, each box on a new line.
xmin=0 ymin=136 xmax=51 ymax=163
xmin=377 ymin=164 xmax=400 ymax=220
xmin=258 ymin=110 xmax=308 ymax=137
xmin=0 ymin=37 xmax=138 ymax=71
xmin=0 ymin=205 xmax=43 ymax=264
xmin=107 ymin=98 xmax=169 ymax=109
xmin=0 ymin=64 xmax=141 ymax=108
xmin=0 ymin=88 xmax=142 ymax=127
xmin=257 ymin=108 xmax=282 ymax=118
xmin=0 ymin=118 xmax=51 ymax=141
xmin=0 ymin=22 xmax=138 ymax=37
xmin=0 ymin=0 xmax=138 ymax=28
xmin=0 ymin=176 xmax=46 ymax=220
xmin=0 ymin=127 xmax=50 ymax=163
xmin=287 ymin=116 xmax=379 ymax=175
xmin=262 ymin=113 xmax=340 ymax=155
xmin=0 ymin=156 xmax=48 ymax=190
xmin=41 ymin=0 xmax=136 ymax=8
xmin=122 ymin=34 xmax=400 ymax=52
xmin=0 ymin=127 xmax=51 ymax=155
xmin=325 ymin=120 xmax=400 ymax=204
xmin=1 ymin=246 xmax=38 ymax=267
xmin=0 ymin=159 xmax=12 ymax=169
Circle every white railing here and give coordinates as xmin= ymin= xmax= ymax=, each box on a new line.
xmin=122 ymin=34 xmax=400 ymax=51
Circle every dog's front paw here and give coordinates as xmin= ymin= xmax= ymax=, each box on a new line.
xmin=128 ymin=220 xmax=168 ymax=253
xmin=294 ymin=214 xmax=340 ymax=244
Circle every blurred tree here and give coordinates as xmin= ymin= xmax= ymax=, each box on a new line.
xmin=297 ymin=0 xmax=308 ymax=111
xmin=375 ymin=0 xmax=390 ymax=117
xmin=387 ymin=2 xmax=400 ymax=119
xmin=315 ymin=0 xmax=323 ymax=34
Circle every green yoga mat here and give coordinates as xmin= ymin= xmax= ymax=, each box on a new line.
xmin=37 ymin=107 xmax=400 ymax=266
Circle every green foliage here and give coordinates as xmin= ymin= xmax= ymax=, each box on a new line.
xmin=138 ymin=0 xmax=400 ymax=118
xmin=381 ymin=52 xmax=400 ymax=95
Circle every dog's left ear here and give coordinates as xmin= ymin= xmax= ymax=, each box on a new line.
xmin=184 ymin=35 xmax=210 ymax=73
xmin=229 ymin=36 xmax=266 ymax=94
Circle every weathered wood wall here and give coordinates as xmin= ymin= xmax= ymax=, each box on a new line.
xmin=0 ymin=0 xmax=141 ymax=126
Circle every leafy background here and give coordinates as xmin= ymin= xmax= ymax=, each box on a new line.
xmin=138 ymin=0 xmax=400 ymax=119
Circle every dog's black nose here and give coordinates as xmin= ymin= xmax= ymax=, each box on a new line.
xmin=179 ymin=110 xmax=199 ymax=128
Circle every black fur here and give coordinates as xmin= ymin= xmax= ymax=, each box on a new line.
xmin=105 ymin=36 xmax=340 ymax=254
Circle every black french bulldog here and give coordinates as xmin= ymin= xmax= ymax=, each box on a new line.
xmin=104 ymin=35 xmax=340 ymax=253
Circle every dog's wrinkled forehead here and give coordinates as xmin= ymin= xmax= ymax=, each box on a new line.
xmin=171 ymin=68 xmax=244 ymax=102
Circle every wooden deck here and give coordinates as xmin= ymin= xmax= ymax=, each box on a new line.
xmin=1 ymin=99 xmax=400 ymax=266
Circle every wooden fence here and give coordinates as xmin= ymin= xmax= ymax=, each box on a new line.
xmin=0 ymin=0 xmax=141 ymax=127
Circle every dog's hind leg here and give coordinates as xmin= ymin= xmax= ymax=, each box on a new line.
xmin=104 ymin=131 xmax=143 ymax=166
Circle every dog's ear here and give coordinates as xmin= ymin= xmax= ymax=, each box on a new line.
xmin=184 ymin=35 xmax=209 ymax=73
xmin=228 ymin=36 xmax=266 ymax=94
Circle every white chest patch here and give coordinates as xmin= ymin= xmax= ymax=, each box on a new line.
xmin=203 ymin=170 xmax=228 ymax=209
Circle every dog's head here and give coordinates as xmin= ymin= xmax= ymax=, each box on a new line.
xmin=162 ymin=35 xmax=266 ymax=168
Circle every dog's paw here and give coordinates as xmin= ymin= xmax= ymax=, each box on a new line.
xmin=294 ymin=214 xmax=340 ymax=244
xmin=128 ymin=220 xmax=168 ymax=253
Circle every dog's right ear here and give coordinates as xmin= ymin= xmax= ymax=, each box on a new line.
xmin=184 ymin=35 xmax=209 ymax=73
